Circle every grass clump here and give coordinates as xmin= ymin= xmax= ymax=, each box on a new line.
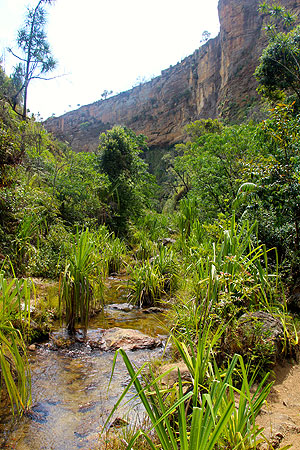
xmin=128 ymin=246 xmax=179 ymax=307
xmin=0 ymin=272 xmax=32 ymax=415
xmin=59 ymin=228 xmax=103 ymax=334
xmin=128 ymin=261 xmax=164 ymax=307
xmin=103 ymin=318 xmax=272 ymax=450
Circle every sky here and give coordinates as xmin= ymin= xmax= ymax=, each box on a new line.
xmin=0 ymin=0 xmax=220 ymax=120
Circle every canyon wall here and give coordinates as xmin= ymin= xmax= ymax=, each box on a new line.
xmin=44 ymin=0 xmax=300 ymax=152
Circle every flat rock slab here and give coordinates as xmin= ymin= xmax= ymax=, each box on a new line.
xmin=98 ymin=327 xmax=162 ymax=351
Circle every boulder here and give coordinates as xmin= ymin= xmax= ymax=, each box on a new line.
xmin=98 ymin=327 xmax=162 ymax=351
xmin=159 ymin=361 xmax=191 ymax=387
xmin=287 ymin=284 xmax=300 ymax=313
xmin=28 ymin=344 xmax=37 ymax=351
xmin=235 ymin=311 xmax=284 ymax=362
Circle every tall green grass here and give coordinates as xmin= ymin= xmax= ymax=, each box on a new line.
xmin=0 ymin=272 xmax=32 ymax=414
xmin=185 ymin=215 xmax=279 ymax=316
xmin=102 ymin=236 xmax=127 ymax=275
xmin=128 ymin=261 xmax=163 ymax=307
xmin=104 ymin=343 xmax=272 ymax=449
xmin=128 ymin=247 xmax=179 ymax=307
xmin=59 ymin=228 xmax=103 ymax=334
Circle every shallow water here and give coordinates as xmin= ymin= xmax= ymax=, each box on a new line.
xmin=0 ymin=276 xmax=168 ymax=450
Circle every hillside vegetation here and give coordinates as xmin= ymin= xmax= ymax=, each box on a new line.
xmin=1 ymin=2 xmax=300 ymax=449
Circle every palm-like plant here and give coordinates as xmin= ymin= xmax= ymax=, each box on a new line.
xmin=59 ymin=228 xmax=103 ymax=334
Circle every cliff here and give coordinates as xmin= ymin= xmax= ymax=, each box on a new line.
xmin=44 ymin=0 xmax=300 ymax=152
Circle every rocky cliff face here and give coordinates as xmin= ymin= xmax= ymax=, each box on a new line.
xmin=44 ymin=0 xmax=300 ymax=152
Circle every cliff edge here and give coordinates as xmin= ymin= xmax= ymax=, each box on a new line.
xmin=44 ymin=0 xmax=300 ymax=152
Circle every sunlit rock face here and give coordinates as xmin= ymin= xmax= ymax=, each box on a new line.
xmin=44 ymin=0 xmax=300 ymax=152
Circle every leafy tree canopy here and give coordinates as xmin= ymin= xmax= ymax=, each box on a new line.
xmin=255 ymin=25 xmax=300 ymax=103
xmin=255 ymin=3 xmax=300 ymax=105
xmin=173 ymin=120 xmax=261 ymax=220
xmin=97 ymin=126 xmax=157 ymax=232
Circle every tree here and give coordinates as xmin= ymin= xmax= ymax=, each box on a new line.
xmin=255 ymin=25 xmax=300 ymax=103
xmin=101 ymin=89 xmax=113 ymax=100
xmin=173 ymin=120 xmax=260 ymax=221
xmin=200 ymin=30 xmax=211 ymax=44
xmin=258 ymin=103 xmax=300 ymax=252
xmin=9 ymin=0 xmax=56 ymax=119
xmin=255 ymin=2 xmax=300 ymax=104
xmin=97 ymin=126 xmax=157 ymax=232
xmin=0 ymin=63 xmax=23 ymax=109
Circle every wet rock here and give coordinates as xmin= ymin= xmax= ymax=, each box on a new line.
xmin=142 ymin=307 xmax=164 ymax=314
xmin=49 ymin=335 xmax=73 ymax=350
xmin=87 ymin=339 xmax=103 ymax=350
xmin=78 ymin=401 xmax=97 ymax=413
xmin=99 ymin=327 xmax=162 ymax=351
xmin=28 ymin=319 xmax=51 ymax=343
xmin=106 ymin=303 xmax=134 ymax=312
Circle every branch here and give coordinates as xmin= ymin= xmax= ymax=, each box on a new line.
xmin=7 ymin=48 xmax=26 ymax=62
xmin=30 ymin=73 xmax=68 ymax=81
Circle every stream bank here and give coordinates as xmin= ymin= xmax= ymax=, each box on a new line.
xmin=0 ymin=276 xmax=168 ymax=450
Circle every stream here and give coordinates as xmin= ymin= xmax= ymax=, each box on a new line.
xmin=0 ymin=276 xmax=168 ymax=450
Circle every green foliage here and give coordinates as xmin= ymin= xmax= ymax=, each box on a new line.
xmin=259 ymin=2 xmax=297 ymax=37
xmin=0 ymin=119 xmax=21 ymax=187
xmin=128 ymin=261 xmax=164 ymax=307
xmin=255 ymin=25 xmax=300 ymax=103
xmin=0 ymin=65 xmax=23 ymax=110
xmin=9 ymin=0 xmax=57 ymax=118
xmin=134 ymin=235 xmax=157 ymax=261
xmin=102 ymin=235 xmax=127 ymax=275
xmin=0 ymin=273 xmax=32 ymax=414
xmin=104 ymin=344 xmax=271 ymax=450
xmin=97 ymin=126 xmax=158 ymax=232
xmin=134 ymin=211 xmax=171 ymax=242
xmin=173 ymin=121 xmax=261 ymax=220
xmin=59 ymin=228 xmax=103 ymax=334
xmin=152 ymin=246 xmax=179 ymax=293
xmin=237 ymin=103 xmax=300 ymax=270
xmin=129 ymin=244 xmax=179 ymax=307
xmin=184 ymin=118 xmax=223 ymax=141
xmin=172 ymin=215 xmax=285 ymax=367
xmin=52 ymin=151 xmax=109 ymax=227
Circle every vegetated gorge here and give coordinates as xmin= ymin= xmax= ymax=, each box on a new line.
xmin=2 ymin=0 xmax=300 ymax=448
